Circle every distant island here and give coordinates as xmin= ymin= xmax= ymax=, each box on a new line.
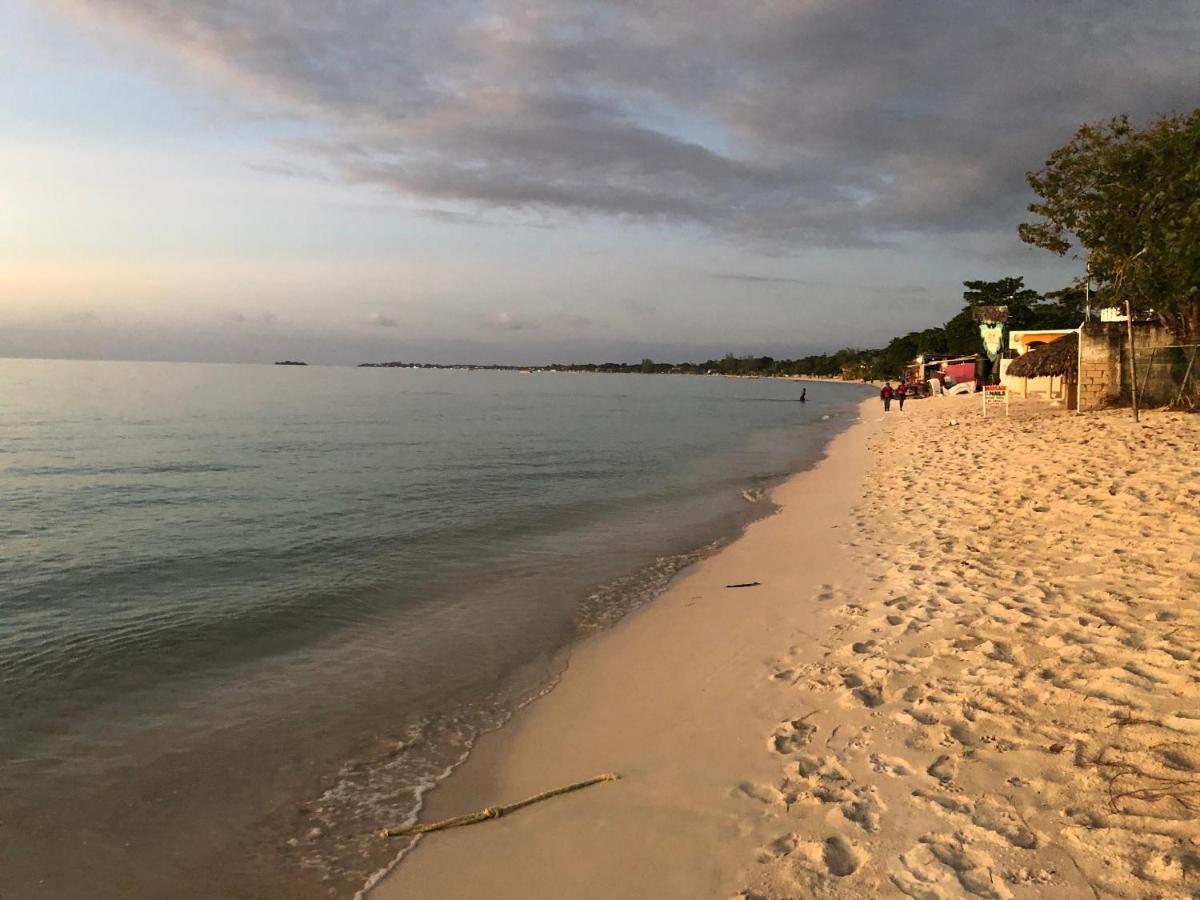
xmin=274 ymin=360 xmax=308 ymax=366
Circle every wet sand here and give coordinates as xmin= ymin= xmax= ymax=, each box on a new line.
xmin=370 ymin=393 xmax=1200 ymax=899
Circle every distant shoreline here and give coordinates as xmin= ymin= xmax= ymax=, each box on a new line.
xmin=356 ymin=361 xmax=867 ymax=382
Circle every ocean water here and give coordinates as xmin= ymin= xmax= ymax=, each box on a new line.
xmin=0 ymin=358 xmax=868 ymax=898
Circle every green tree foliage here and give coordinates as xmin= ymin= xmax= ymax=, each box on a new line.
xmin=1032 ymin=285 xmax=1087 ymax=328
xmin=941 ymin=306 xmax=982 ymax=355
xmin=1019 ymin=110 xmax=1200 ymax=336
xmin=856 ymin=277 xmax=1087 ymax=379
xmin=963 ymin=277 xmax=1040 ymax=326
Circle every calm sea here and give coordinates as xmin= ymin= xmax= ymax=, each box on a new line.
xmin=0 ymin=358 xmax=868 ymax=898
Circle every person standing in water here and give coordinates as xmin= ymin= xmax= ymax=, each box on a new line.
xmin=880 ymin=381 xmax=893 ymax=412
xmin=799 ymin=388 xmax=807 ymax=402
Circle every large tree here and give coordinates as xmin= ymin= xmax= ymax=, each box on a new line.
xmin=1019 ymin=110 xmax=1200 ymax=337
xmin=962 ymin=276 xmax=1043 ymax=330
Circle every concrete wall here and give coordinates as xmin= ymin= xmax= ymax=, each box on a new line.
xmin=1077 ymin=321 xmax=1181 ymax=410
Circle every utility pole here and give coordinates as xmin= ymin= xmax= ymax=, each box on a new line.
xmin=1084 ymin=263 xmax=1091 ymax=322
xmin=1126 ymin=297 xmax=1139 ymax=422
xmin=1123 ymin=249 xmax=1147 ymax=423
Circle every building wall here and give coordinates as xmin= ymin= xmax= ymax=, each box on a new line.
xmin=1077 ymin=321 xmax=1181 ymax=410
xmin=1008 ymin=329 xmax=1076 ymax=354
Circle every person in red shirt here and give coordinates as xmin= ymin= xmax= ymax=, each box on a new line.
xmin=895 ymin=381 xmax=908 ymax=411
xmin=880 ymin=381 xmax=893 ymax=412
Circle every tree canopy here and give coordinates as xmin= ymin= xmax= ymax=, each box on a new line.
xmin=859 ymin=277 xmax=1085 ymax=379
xmin=1019 ymin=110 xmax=1200 ymax=336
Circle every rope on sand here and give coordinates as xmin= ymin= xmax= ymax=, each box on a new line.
xmin=380 ymin=772 xmax=620 ymax=838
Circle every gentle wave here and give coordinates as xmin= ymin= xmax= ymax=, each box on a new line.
xmin=0 ymin=359 xmax=870 ymax=899
xmin=4 ymin=462 xmax=260 ymax=476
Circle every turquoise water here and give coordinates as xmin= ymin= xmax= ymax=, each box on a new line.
xmin=0 ymin=359 xmax=868 ymax=898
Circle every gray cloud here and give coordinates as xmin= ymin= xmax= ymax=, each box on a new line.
xmin=60 ymin=309 xmax=100 ymax=324
xmin=555 ymin=311 xmax=593 ymax=330
xmin=246 ymin=159 xmax=335 ymax=182
xmin=55 ymin=1 xmax=1198 ymax=248
xmin=230 ymin=312 xmax=279 ymax=325
xmin=490 ymin=310 xmax=531 ymax=331
xmin=706 ymin=272 xmax=820 ymax=286
xmin=367 ymin=313 xmax=399 ymax=328
xmin=415 ymin=208 xmax=490 ymax=226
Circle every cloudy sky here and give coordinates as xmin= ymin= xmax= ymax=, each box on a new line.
xmin=2 ymin=1 xmax=1196 ymax=364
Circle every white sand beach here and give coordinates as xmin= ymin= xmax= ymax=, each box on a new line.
xmin=371 ymin=394 xmax=1200 ymax=899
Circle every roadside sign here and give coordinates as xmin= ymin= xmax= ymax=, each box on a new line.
xmin=982 ymin=385 xmax=1009 ymax=417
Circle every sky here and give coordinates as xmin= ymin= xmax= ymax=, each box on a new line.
xmin=2 ymin=1 xmax=1196 ymax=365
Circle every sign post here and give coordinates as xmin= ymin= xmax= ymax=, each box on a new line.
xmin=982 ymin=384 xmax=1009 ymax=418
xmin=973 ymin=304 xmax=1009 ymax=385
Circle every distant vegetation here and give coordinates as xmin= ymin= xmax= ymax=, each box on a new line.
xmin=355 ymin=276 xmax=1085 ymax=381
xmin=555 ymin=276 xmax=1086 ymax=381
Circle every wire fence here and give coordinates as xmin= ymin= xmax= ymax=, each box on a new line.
xmin=1131 ymin=344 xmax=1200 ymax=409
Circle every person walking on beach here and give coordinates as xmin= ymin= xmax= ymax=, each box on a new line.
xmin=881 ymin=381 xmax=893 ymax=412
xmin=895 ymin=381 xmax=908 ymax=412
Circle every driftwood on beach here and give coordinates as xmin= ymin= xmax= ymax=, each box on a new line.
xmin=381 ymin=773 xmax=619 ymax=838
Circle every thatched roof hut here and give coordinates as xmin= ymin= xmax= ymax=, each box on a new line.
xmin=1007 ymin=332 xmax=1078 ymax=379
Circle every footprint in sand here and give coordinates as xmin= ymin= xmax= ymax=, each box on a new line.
xmin=821 ymin=835 xmax=868 ymax=876
xmin=853 ymin=683 xmax=887 ymax=708
xmin=769 ymin=715 xmax=817 ymax=755
xmin=892 ymin=833 xmax=1011 ymax=899
xmin=912 ymin=789 xmax=1039 ymax=850
xmin=869 ymin=752 xmax=915 ymax=776
xmin=735 ymin=781 xmax=785 ymax=805
xmin=756 ymin=832 xmax=799 ymax=862
xmin=788 ymin=835 xmax=868 ymax=881
xmin=926 ymin=754 xmax=958 ymax=783
xmin=787 ymin=755 xmax=886 ymax=832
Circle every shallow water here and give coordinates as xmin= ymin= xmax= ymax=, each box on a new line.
xmin=0 ymin=359 xmax=868 ymax=898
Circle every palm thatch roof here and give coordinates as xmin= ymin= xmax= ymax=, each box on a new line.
xmin=1007 ymin=332 xmax=1078 ymax=379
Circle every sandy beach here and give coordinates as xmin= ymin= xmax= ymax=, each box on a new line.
xmin=370 ymin=394 xmax=1200 ymax=899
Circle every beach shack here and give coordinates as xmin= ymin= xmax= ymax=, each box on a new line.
xmin=1005 ymin=332 xmax=1079 ymax=410
xmin=905 ymin=353 xmax=979 ymax=396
